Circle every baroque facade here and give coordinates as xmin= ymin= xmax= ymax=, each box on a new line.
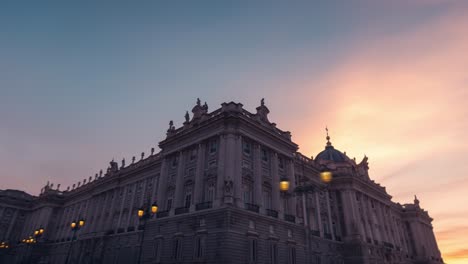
xmin=0 ymin=99 xmax=443 ymax=264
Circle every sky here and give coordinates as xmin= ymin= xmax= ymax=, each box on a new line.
xmin=1 ymin=1 xmax=467 ymax=262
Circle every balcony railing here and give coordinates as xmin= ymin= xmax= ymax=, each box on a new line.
xmin=157 ymin=210 xmax=169 ymax=218
xmin=175 ymin=207 xmax=189 ymax=215
xmin=244 ymin=203 xmax=259 ymax=213
xmin=284 ymin=214 xmax=295 ymax=223
xmin=196 ymin=201 xmax=213 ymax=211
xmin=266 ymin=209 xmax=278 ymax=218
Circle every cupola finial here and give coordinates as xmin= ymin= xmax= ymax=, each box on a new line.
xmin=326 ymin=126 xmax=332 ymax=146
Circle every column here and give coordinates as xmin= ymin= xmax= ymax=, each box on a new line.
xmin=126 ymin=184 xmax=137 ymax=228
xmin=341 ymin=190 xmax=359 ymax=239
xmin=150 ymin=174 xmax=158 ymax=205
xmin=288 ymin=160 xmax=296 ymax=216
xmin=193 ymin=143 xmax=206 ymax=209
xmin=104 ymin=191 xmax=116 ymax=231
xmin=156 ymin=158 xmax=168 ymax=208
xmin=363 ymin=197 xmax=374 ymax=242
xmin=216 ymin=135 xmax=226 ymax=206
xmin=5 ymin=209 xmax=18 ymax=239
xmin=174 ymin=151 xmax=186 ymax=210
xmin=253 ymin=144 xmax=264 ymax=212
xmin=271 ymin=153 xmax=282 ymax=216
xmin=315 ymin=192 xmax=323 ymax=236
xmin=325 ymin=191 xmax=335 ymax=240
xmin=376 ymin=204 xmax=388 ymax=243
xmin=233 ymin=135 xmax=243 ymax=206
xmin=116 ymin=186 xmax=128 ymax=229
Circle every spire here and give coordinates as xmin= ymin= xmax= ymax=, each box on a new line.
xmin=326 ymin=126 xmax=332 ymax=147
xmin=414 ymin=195 xmax=420 ymax=206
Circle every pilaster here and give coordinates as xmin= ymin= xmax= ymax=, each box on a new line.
xmin=193 ymin=143 xmax=206 ymax=209
xmin=253 ymin=144 xmax=264 ymax=212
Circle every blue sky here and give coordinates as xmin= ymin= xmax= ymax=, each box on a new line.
xmin=1 ymin=1 xmax=467 ymax=261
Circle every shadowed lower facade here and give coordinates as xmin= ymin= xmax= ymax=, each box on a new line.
xmin=0 ymin=100 xmax=443 ymax=264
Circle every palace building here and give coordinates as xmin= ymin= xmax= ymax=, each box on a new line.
xmin=0 ymin=99 xmax=443 ymax=264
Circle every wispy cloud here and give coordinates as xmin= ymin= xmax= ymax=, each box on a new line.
xmin=281 ymin=6 xmax=468 ymax=263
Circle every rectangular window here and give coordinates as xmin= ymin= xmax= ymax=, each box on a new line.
xmin=248 ymin=239 xmax=257 ymax=263
xmin=172 ymin=156 xmax=178 ymax=168
xmin=209 ymin=140 xmax=217 ymax=154
xmin=185 ymin=193 xmax=192 ymax=208
xmin=172 ymin=238 xmax=182 ymax=260
xmin=243 ymin=141 xmax=252 ymax=155
xmin=154 ymin=239 xmax=163 ymax=262
xmin=190 ymin=149 xmax=197 ymax=161
xmin=288 ymin=247 xmax=296 ymax=264
xmin=263 ymin=191 xmax=272 ymax=209
xmin=194 ymin=236 xmax=205 ymax=259
xmin=269 ymin=242 xmax=278 ymax=264
xmin=244 ymin=188 xmax=252 ymax=204
xmin=206 ymin=185 xmax=215 ymax=202
xmin=262 ymin=149 xmax=269 ymax=162
xmin=278 ymin=157 xmax=284 ymax=169
xmin=166 ymin=198 xmax=173 ymax=211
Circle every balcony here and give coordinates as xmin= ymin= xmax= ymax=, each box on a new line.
xmin=157 ymin=210 xmax=169 ymax=218
xmin=175 ymin=207 xmax=189 ymax=215
xmin=266 ymin=209 xmax=278 ymax=218
xmin=284 ymin=214 xmax=295 ymax=223
xmin=196 ymin=201 xmax=213 ymax=211
xmin=244 ymin=203 xmax=259 ymax=213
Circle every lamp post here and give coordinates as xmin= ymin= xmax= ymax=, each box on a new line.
xmin=136 ymin=202 xmax=158 ymax=264
xmin=65 ymin=219 xmax=85 ymax=264
xmin=279 ymin=168 xmax=333 ymax=263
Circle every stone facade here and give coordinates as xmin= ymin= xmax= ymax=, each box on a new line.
xmin=0 ymin=99 xmax=443 ymax=264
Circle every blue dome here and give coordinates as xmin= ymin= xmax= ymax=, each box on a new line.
xmin=315 ymin=146 xmax=347 ymax=162
xmin=316 ymin=145 xmax=347 ymax=162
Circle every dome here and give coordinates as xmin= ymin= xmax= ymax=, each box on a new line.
xmin=316 ymin=145 xmax=347 ymax=162
xmin=315 ymin=128 xmax=348 ymax=162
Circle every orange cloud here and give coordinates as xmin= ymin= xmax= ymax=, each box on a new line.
xmin=276 ymin=6 xmax=468 ymax=264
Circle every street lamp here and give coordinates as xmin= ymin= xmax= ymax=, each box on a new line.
xmin=136 ymin=202 xmax=158 ymax=264
xmin=279 ymin=168 xmax=333 ymax=263
xmin=65 ymin=219 xmax=85 ymax=264
xmin=0 ymin=241 xmax=9 ymax=249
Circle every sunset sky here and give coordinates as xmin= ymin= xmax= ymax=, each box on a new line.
xmin=1 ymin=1 xmax=467 ymax=262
